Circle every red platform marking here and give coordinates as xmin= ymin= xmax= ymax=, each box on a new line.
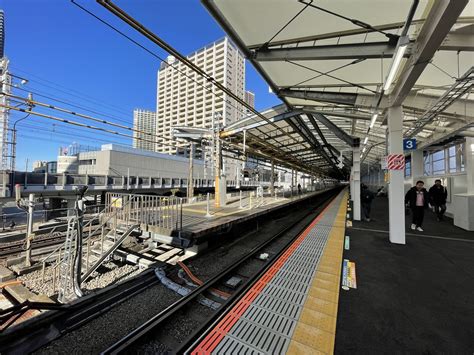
xmin=191 ymin=194 xmax=340 ymax=355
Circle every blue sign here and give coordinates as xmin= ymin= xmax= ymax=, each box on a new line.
xmin=403 ymin=139 xmax=417 ymax=150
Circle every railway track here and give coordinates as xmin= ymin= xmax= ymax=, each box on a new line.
xmin=0 ymin=267 xmax=164 ymax=354
xmin=0 ymin=234 xmax=65 ymax=258
xmin=0 ymin=188 xmax=340 ymax=354
xmin=102 ymin=189 xmax=339 ymax=354
xmin=0 ymin=218 xmax=100 ymax=258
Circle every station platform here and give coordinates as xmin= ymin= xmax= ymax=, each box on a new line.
xmin=179 ymin=189 xmax=337 ymax=246
xmin=337 ymin=196 xmax=474 ymax=353
xmin=188 ymin=189 xmax=348 ymax=354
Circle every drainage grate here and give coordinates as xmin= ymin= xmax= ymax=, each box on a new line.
xmin=242 ymin=306 xmax=297 ymax=335
xmin=227 ymin=319 xmax=291 ymax=354
xmin=213 ymin=335 xmax=265 ymax=355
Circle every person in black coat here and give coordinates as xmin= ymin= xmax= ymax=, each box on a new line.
xmin=405 ymin=180 xmax=429 ymax=232
xmin=360 ymin=183 xmax=375 ymax=221
xmin=429 ymin=179 xmax=448 ymax=221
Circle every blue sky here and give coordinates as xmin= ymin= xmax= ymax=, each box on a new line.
xmin=0 ymin=0 xmax=280 ymax=169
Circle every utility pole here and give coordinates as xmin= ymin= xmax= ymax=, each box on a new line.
xmin=212 ymin=113 xmax=226 ymax=208
xmin=0 ymin=57 xmax=10 ymax=173
xmin=0 ymin=56 xmax=9 ymax=197
xmin=25 ymin=193 xmax=34 ymax=267
xmin=270 ymin=160 xmax=275 ymax=196
xmin=214 ymin=128 xmax=222 ymax=208
xmin=291 ymin=169 xmax=294 ymax=196
xmin=187 ymin=143 xmax=194 ymax=200
xmin=24 ymin=158 xmax=28 ymax=188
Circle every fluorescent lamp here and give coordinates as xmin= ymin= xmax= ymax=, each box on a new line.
xmin=362 ymin=147 xmax=366 ymax=153
xmin=364 ymin=136 xmax=368 ymax=145
xmin=369 ymin=113 xmax=378 ymax=128
xmin=383 ymin=36 xmax=409 ymax=91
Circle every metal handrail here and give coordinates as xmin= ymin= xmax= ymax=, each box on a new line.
xmin=39 ymin=210 xmax=103 ymax=265
xmin=40 ymin=196 xmax=137 ymax=287
xmin=80 ymin=224 xmax=139 ymax=283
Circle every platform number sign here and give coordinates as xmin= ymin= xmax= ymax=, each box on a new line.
xmin=403 ymin=138 xmax=417 ymax=150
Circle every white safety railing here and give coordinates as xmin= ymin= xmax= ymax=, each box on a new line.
xmin=105 ymin=193 xmax=183 ymax=232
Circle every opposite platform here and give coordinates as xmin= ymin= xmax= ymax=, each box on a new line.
xmin=188 ymin=189 xmax=348 ymax=354
xmin=179 ymin=189 xmax=338 ymax=245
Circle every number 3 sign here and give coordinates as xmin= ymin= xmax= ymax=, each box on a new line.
xmin=403 ymin=139 xmax=417 ymax=150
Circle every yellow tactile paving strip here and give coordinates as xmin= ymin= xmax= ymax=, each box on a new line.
xmin=287 ymin=192 xmax=347 ymax=355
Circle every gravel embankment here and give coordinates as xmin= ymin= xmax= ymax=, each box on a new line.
xmin=35 ymin=194 xmax=331 ymax=353
xmin=18 ymin=262 xmax=142 ymax=298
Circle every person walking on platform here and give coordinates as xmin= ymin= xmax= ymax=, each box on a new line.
xmin=429 ymin=179 xmax=448 ymax=221
xmin=360 ymin=184 xmax=375 ymax=222
xmin=297 ymin=183 xmax=302 ymax=195
xmin=405 ymin=180 xmax=429 ymax=231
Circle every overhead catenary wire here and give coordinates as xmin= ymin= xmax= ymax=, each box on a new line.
xmin=10 ymin=65 xmax=133 ymax=117
xmin=4 ymin=0 xmax=312 ymax=177
xmin=17 ymin=123 xmax=130 ymax=146
xmin=5 ymin=82 xmax=134 ymax=125
xmin=0 ymin=104 xmax=175 ymax=149
xmin=69 ymin=0 xmax=253 ymax=123
xmin=75 ymin=1 xmax=308 ymax=162
xmin=5 ymin=92 xmax=174 ymax=145
xmin=18 ymin=118 xmax=130 ymax=141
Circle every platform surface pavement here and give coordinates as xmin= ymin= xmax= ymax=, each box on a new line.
xmin=189 ymin=189 xmax=348 ymax=354
xmin=180 ymin=189 xmax=327 ymax=235
xmin=336 ymin=195 xmax=474 ymax=354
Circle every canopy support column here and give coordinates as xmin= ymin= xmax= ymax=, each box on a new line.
xmin=388 ymin=106 xmax=406 ymax=244
xmin=352 ymin=145 xmax=361 ymax=221
xmin=270 ymin=160 xmax=275 ymax=195
xmin=410 ymin=149 xmax=424 ymax=185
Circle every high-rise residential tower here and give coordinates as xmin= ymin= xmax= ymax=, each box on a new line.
xmin=155 ymin=37 xmax=245 ymax=155
xmin=245 ymin=91 xmax=255 ymax=110
xmin=0 ymin=10 xmax=5 ymax=59
xmin=133 ymin=109 xmax=157 ymax=151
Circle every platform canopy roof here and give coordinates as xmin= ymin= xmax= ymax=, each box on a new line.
xmin=204 ymin=0 xmax=473 ymax=177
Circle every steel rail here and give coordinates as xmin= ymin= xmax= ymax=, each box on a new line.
xmin=102 ymin=188 xmax=341 ymax=354
xmin=0 ymin=268 xmax=162 ymax=353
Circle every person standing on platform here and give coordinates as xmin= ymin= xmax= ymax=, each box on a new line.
xmin=360 ymin=184 xmax=375 ymax=222
xmin=429 ymin=179 xmax=448 ymax=221
xmin=405 ymin=180 xmax=429 ymax=231
xmin=297 ymin=183 xmax=302 ymax=195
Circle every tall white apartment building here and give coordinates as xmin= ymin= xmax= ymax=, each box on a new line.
xmin=133 ymin=109 xmax=157 ymax=151
xmin=245 ymin=90 xmax=255 ymax=112
xmin=155 ymin=37 xmax=246 ymax=155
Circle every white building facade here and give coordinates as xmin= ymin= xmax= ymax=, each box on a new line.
xmin=133 ymin=109 xmax=156 ymax=151
xmin=76 ymin=144 xmax=205 ymax=180
xmin=155 ymin=37 xmax=245 ymax=154
xmin=244 ymin=90 xmax=255 ymax=114
xmin=155 ymin=37 xmax=246 ymax=182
